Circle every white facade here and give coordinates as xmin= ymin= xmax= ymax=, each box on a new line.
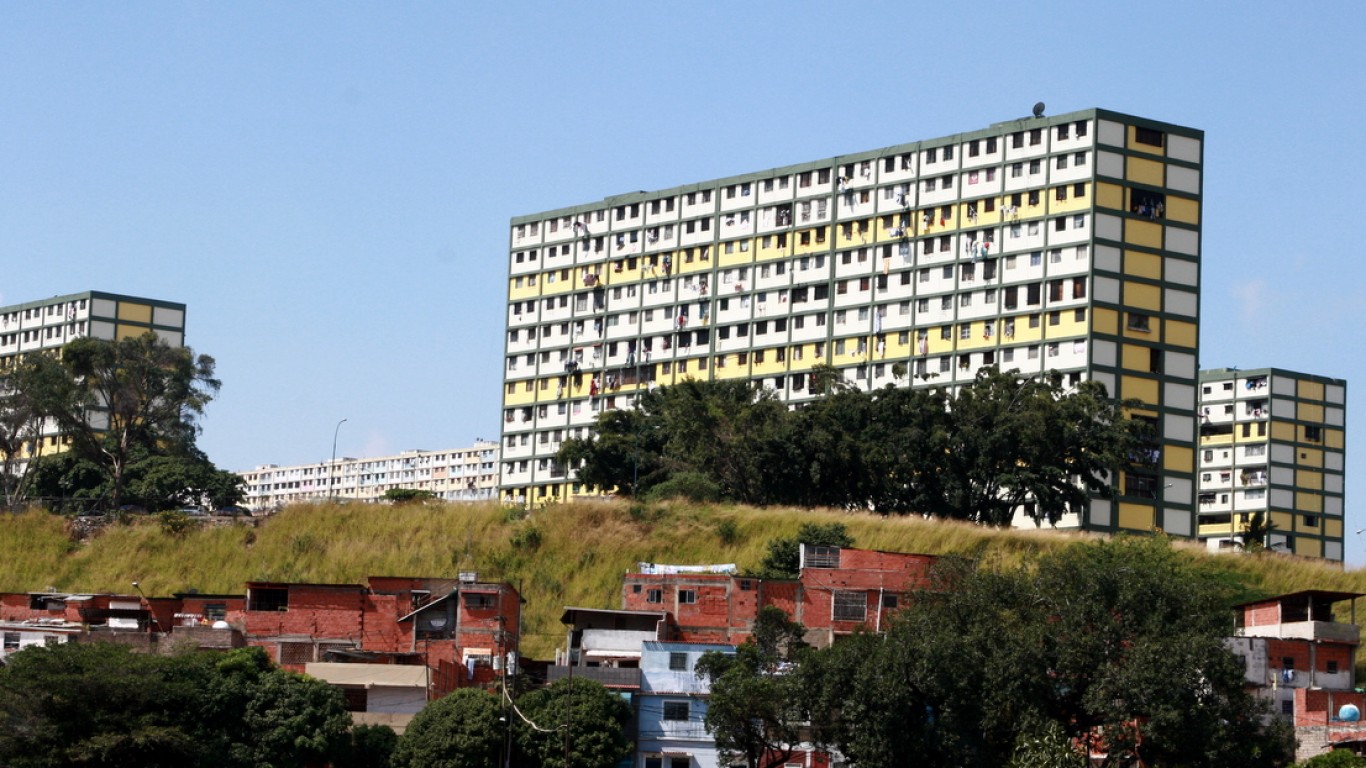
xmin=237 ymin=441 xmax=500 ymax=510
xmin=502 ymin=109 xmax=1206 ymax=540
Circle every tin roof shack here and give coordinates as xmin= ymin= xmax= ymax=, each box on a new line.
xmin=621 ymin=545 xmax=937 ymax=647
xmin=1227 ymin=590 xmax=1365 ymax=761
xmin=636 ymin=641 xmax=735 ymax=768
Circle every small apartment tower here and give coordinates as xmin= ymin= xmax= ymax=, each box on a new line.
xmin=1197 ymin=368 xmax=1347 ymax=559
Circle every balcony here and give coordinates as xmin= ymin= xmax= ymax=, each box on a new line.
xmin=547 ymin=665 xmax=641 ymax=689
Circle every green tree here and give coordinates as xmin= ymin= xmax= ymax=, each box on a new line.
xmin=559 ymin=379 xmax=787 ymax=502
xmin=0 ymin=353 xmax=79 ymax=508
xmin=752 ymin=522 xmax=853 ymax=579
xmin=383 ymin=488 xmax=437 ymax=504
xmin=336 ymin=724 xmax=397 ymax=768
xmin=45 ymin=332 xmax=221 ymax=508
xmin=0 ymin=641 xmax=205 ymax=767
xmin=1298 ymin=750 xmax=1366 ymax=768
xmin=0 ymin=643 xmax=351 ymax=768
xmin=927 ymin=368 xmax=1150 ymax=526
xmin=803 ymin=538 xmax=1295 ymax=768
xmin=392 ymin=688 xmax=503 ymax=768
xmin=512 ymin=676 xmax=632 ymax=768
xmin=696 ymin=606 xmax=809 ymax=768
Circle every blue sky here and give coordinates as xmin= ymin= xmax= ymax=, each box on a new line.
xmin=3 ymin=3 xmax=1364 ymax=559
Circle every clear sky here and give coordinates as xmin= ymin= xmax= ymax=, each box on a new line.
xmin=4 ymin=3 xmax=1364 ymax=559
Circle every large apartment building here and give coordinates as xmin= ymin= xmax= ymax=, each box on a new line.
xmin=1196 ymin=368 xmax=1347 ymax=559
xmin=501 ymin=108 xmax=1205 ymax=539
xmin=0 ymin=291 xmax=187 ymax=458
xmin=238 ymin=440 xmax=500 ymax=510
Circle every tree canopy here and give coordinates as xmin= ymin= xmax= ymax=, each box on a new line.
xmin=696 ymin=606 xmax=810 ymax=768
xmin=794 ymin=537 xmax=1295 ymax=768
xmin=0 ymin=643 xmax=350 ymax=768
xmin=392 ymin=688 xmax=503 ymax=768
xmin=511 ymin=676 xmax=633 ymax=768
xmin=558 ymin=368 xmax=1151 ymax=525
xmin=1 ymin=332 xmax=239 ymax=511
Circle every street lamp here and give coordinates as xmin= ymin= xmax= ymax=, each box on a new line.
xmin=329 ymin=418 xmax=348 ymax=500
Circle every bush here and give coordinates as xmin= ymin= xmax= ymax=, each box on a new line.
xmin=1299 ymin=749 xmax=1366 ymax=768
xmin=510 ymin=524 xmax=542 ymax=550
xmin=644 ymin=471 xmax=722 ymax=503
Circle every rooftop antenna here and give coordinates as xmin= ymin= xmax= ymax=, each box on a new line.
xmin=1032 ymin=102 xmax=1046 ymax=118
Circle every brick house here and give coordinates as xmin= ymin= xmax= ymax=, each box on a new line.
xmin=1227 ymin=590 xmax=1366 ymax=761
xmin=620 ymin=544 xmax=937 ymax=647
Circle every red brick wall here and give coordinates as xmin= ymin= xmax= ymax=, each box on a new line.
xmin=1241 ymin=602 xmax=1281 ymax=628
xmin=244 ymin=585 xmax=365 ymax=639
xmin=1296 ymin=688 xmax=1366 ymax=727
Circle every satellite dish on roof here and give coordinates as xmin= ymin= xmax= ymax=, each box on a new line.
xmin=1032 ymin=102 xmax=1046 ymax=118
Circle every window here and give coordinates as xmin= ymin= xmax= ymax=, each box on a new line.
xmin=662 ymin=701 xmax=690 ymax=721
xmin=1134 ymin=127 xmax=1165 ymax=147
xmin=647 ymin=589 xmax=662 ymax=604
xmin=1127 ymin=312 xmax=1152 ymax=332
xmin=669 ymin=652 xmax=689 ymax=671
xmin=249 ymin=588 xmax=289 ymax=612
xmin=1305 ymin=425 xmax=1323 ymax=443
xmin=679 ymin=589 xmax=697 ymax=604
xmin=833 ymin=590 xmax=868 ymax=622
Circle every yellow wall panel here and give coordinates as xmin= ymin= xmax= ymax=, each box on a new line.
xmin=1297 ymin=380 xmax=1325 ymax=401
xmin=718 ymin=245 xmax=754 ymax=268
xmin=116 ymin=324 xmax=147 ymax=339
xmin=117 ymin=302 xmax=152 ymax=323
xmin=1092 ymin=308 xmax=1119 ymax=335
xmin=1124 ymin=220 xmax=1163 ymax=249
xmin=1270 ymin=511 xmax=1294 ymax=532
xmin=1326 ymin=428 xmax=1344 ymax=449
xmin=1121 ymin=343 xmax=1151 ymax=371
xmin=1118 ymin=502 xmax=1155 ymax=531
xmin=1271 ymin=421 xmax=1296 ymax=442
xmin=1326 ymin=519 xmax=1343 ymax=538
xmin=1296 ymin=537 xmax=1323 ymax=558
xmin=1296 ymin=447 xmax=1323 ymax=468
xmin=1124 ymin=251 xmax=1163 ymax=280
xmin=1165 ymin=196 xmax=1199 ymax=224
xmin=1296 ymin=469 xmax=1323 ymax=491
xmin=1297 ymin=402 xmax=1325 ymax=422
xmin=1048 ymin=196 xmax=1091 ymax=215
xmin=1165 ymin=320 xmax=1197 ymax=348
xmin=1164 ymin=445 xmax=1193 ymax=473
xmin=1126 ymin=157 xmax=1166 ymax=186
xmin=1096 ymin=182 xmax=1125 ymax=211
xmin=1295 ymin=492 xmax=1323 ymax=513
xmin=1121 ymin=375 xmax=1160 ymax=405
xmin=1123 ymin=281 xmax=1162 ymax=311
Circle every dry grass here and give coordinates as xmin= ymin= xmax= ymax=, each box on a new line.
xmin=3 ymin=500 xmax=1365 ymax=658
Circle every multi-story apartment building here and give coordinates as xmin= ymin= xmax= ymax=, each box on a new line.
xmin=238 ymin=440 xmax=500 ymax=510
xmin=502 ymin=108 xmax=1205 ymax=539
xmin=0 ymin=290 xmax=187 ymax=458
xmin=1196 ymin=368 xmax=1347 ymax=559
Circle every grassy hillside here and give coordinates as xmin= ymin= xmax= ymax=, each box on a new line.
xmin=1 ymin=501 xmax=1362 ymax=658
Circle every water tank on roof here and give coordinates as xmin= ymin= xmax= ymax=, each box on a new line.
xmin=212 ymin=620 xmax=230 ymax=630
xmin=1339 ymin=704 xmax=1361 ymax=722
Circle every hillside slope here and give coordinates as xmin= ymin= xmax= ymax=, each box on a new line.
xmin=1 ymin=501 xmax=1360 ymax=658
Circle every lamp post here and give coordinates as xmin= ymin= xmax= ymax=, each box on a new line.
xmin=329 ymin=418 xmax=347 ymax=500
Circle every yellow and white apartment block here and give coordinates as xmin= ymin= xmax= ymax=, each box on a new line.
xmin=501 ymin=108 xmax=1204 ymax=539
xmin=1197 ymin=368 xmax=1347 ymax=560
xmin=0 ymin=291 xmax=187 ymax=459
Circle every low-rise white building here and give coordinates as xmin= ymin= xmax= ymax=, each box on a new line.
xmin=238 ymin=441 xmax=499 ymax=510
